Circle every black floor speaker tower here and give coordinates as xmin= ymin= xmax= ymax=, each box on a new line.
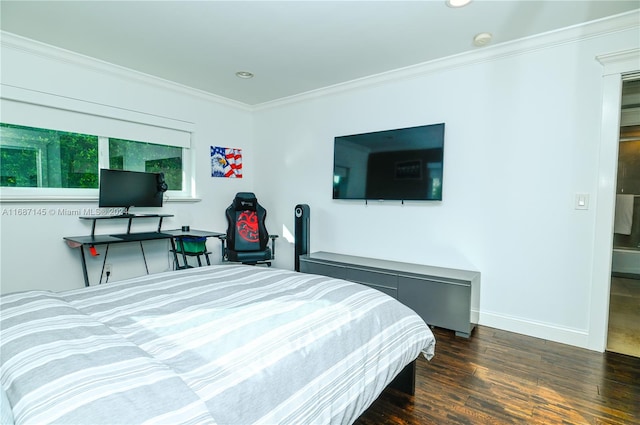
xmin=294 ymin=204 xmax=310 ymax=272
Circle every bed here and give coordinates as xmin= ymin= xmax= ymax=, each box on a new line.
xmin=1 ymin=264 xmax=435 ymax=425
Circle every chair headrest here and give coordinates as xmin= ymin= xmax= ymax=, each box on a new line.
xmin=233 ymin=192 xmax=258 ymax=210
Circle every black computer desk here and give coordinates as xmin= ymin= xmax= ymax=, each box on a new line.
xmin=64 ymin=215 xmax=222 ymax=287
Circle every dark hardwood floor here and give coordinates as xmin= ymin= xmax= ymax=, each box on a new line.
xmin=355 ymin=326 xmax=640 ymax=425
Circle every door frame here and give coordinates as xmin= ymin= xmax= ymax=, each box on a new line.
xmin=589 ymin=48 xmax=640 ymax=352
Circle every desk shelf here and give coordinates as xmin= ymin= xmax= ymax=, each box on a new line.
xmin=79 ymin=214 xmax=174 ymax=236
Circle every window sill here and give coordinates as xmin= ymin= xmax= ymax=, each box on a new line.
xmin=0 ymin=195 xmax=202 ymax=203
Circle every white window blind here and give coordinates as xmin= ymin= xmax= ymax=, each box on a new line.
xmin=1 ymin=85 xmax=193 ymax=148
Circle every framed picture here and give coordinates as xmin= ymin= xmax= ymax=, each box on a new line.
xmin=211 ymin=146 xmax=242 ymax=178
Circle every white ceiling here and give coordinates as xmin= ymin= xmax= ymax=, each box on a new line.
xmin=1 ymin=1 xmax=639 ymax=106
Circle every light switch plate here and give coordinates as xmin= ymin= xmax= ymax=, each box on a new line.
xmin=575 ymin=193 xmax=589 ymax=210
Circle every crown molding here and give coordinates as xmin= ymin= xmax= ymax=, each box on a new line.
xmin=1 ymin=9 xmax=638 ymax=113
xmin=253 ymin=9 xmax=640 ymax=111
xmin=597 ymin=48 xmax=640 ymax=76
xmin=0 ymin=31 xmax=253 ymax=112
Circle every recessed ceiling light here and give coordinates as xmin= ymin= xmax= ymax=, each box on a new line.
xmin=446 ymin=0 xmax=471 ymax=8
xmin=473 ymin=32 xmax=493 ymax=47
xmin=235 ymin=71 xmax=254 ymax=79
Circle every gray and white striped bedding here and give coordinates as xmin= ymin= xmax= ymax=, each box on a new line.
xmin=1 ymin=265 xmax=435 ymax=425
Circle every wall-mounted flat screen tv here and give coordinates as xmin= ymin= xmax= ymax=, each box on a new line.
xmin=333 ymin=123 xmax=445 ymax=201
xmin=98 ymin=169 xmax=164 ymax=213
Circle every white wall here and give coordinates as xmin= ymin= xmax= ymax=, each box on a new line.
xmin=0 ymin=34 xmax=255 ymax=294
xmin=251 ymin=19 xmax=640 ymax=350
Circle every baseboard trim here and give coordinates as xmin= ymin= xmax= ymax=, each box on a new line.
xmin=478 ymin=310 xmax=591 ymax=350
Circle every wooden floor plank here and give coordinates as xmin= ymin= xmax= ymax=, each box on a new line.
xmin=355 ymin=326 xmax=640 ymax=425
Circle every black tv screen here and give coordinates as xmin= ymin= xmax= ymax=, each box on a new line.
xmin=98 ymin=169 xmax=163 ymax=211
xmin=333 ymin=123 xmax=445 ymax=201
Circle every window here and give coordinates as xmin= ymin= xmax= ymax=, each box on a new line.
xmin=0 ymin=89 xmax=194 ymax=201
xmin=108 ymin=138 xmax=183 ymax=191
xmin=1 ymin=146 xmax=38 ymax=187
xmin=0 ymin=124 xmax=99 ymax=188
xmin=0 ymin=123 xmax=190 ymax=198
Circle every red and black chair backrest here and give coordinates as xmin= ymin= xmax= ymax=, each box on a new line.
xmin=225 ymin=192 xmax=269 ymax=253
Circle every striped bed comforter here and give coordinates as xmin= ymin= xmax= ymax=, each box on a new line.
xmin=1 ymin=265 xmax=435 ymax=425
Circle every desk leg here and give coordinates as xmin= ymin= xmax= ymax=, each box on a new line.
xmin=98 ymin=244 xmax=110 ymax=285
xmin=170 ymin=238 xmax=180 ymax=270
xmin=219 ymin=237 xmax=227 ymax=263
xmin=139 ymin=242 xmax=149 ymax=274
xmin=79 ymin=246 xmax=90 ymax=287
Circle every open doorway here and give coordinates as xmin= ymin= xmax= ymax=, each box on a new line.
xmin=607 ymin=78 xmax=640 ymax=358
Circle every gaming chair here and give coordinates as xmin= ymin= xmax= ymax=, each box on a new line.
xmin=221 ymin=192 xmax=277 ymax=265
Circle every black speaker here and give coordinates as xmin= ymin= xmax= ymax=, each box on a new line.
xmin=294 ymin=204 xmax=310 ymax=272
xmin=157 ymin=173 xmax=168 ymax=193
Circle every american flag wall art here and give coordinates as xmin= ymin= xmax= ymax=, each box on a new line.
xmin=211 ymin=146 xmax=243 ymax=178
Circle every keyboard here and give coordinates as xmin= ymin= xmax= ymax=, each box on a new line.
xmin=110 ymin=232 xmax=173 ymax=241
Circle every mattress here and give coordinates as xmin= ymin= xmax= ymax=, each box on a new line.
xmin=1 ymin=265 xmax=435 ymax=424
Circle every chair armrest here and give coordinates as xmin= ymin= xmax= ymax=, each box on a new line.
xmin=217 ymin=234 xmax=227 ymax=262
xmin=269 ymin=235 xmax=278 ymax=260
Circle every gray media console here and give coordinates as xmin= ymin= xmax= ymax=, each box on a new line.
xmin=299 ymin=251 xmax=480 ymax=338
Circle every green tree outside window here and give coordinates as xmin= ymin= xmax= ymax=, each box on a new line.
xmin=0 ymin=124 xmax=184 ymax=191
xmin=109 ymin=138 xmax=183 ymax=190
xmin=0 ymin=123 xmax=98 ymax=188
